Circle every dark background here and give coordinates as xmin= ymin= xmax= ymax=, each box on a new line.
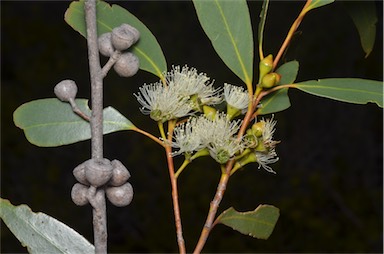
xmin=1 ymin=1 xmax=383 ymax=253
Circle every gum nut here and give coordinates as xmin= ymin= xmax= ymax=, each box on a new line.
xmin=84 ymin=158 xmax=113 ymax=187
xmin=111 ymin=24 xmax=139 ymax=51
xmin=106 ymin=183 xmax=133 ymax=207
xmin=98 ymin=32 xmax=115 ymax=57
xmin=71 ymin=183 xmax=89 ymax=206
xmin=109 ymin=160 xmax=131 ymax=187
xmin=73 ymin=163 xmax=89 ymax=185
xmin=120 ymin=24 xmax=140 ymax=42
xmin=113 ymin=52 xmax=139 ymax=77
xmin=54 ymin=80 xmax=78 ymax=102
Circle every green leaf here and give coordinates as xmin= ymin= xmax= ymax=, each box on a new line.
xmin=64 ymin=0 xmax=167 ymax=79
xmin=0 ymin=198 xmax=94 ymax=254
xmin=305 ymin=0 xmax=334 ymax=12
xmin=295 ymin=78 xmax=383 ymax=107
xmin=193 ymin=0 xmax=253 ymax=85
xmin=258 ymin=0 xmax=270 ymax=59
xmin=13 ymin=98 xmax=135 ymax=147
xmin=258 ymin=61 xmax=299 ymax=115
xmin=217 ymin=205 xmax=279 ymax=240
xmin=344 ymin=1 xmax=377 ymax=58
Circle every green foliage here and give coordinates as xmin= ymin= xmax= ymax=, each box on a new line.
xmin=216 ymin=205 xmax=279 ymax=240
xmin=344 ymin=1 xmax=377 ymax=58
xmin=257 ymin=0 xmax=269 ymax=59
xmin=0 ymin=198 xmax=94 ymax=254
xmin=64 ymin=0 xmax=167 ymax=79
xmin=193 ymin=0 xmax=253 ymax=86
xmin=13 ymin=98 xmax=135 ymax=147
xmin=295 ymin=78 xmax=383 ymax=107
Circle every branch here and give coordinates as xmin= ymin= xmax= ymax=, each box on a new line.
xmin=84 ymin=0 xmax=108 ymax=253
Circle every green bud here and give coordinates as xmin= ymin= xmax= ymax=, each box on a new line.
xmin=226 ymin=104 xmax=241 ymax=120
xmin=259 ymin=54 xmax=273 ymax=82
xmin=203 ymin=105 xmax=217 ymax=120
xmin=261 ymin=72 xmax=281 ymax=89
xmin=215 ymin=149 xmax=231 ymax=164
xmin=189 ymin=94 xmax=203 ymax=112
xmin=251 ymin=122 xmax=264 ymax=137
xmin=236 ymin=152 xmax=257 ymax=167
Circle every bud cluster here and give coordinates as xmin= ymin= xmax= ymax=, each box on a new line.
xmin=71 ymin=159 xmax=133 ymax=207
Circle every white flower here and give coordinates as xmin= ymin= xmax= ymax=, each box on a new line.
xmin=172 ymin=118 xmax=204 ymax=155
xmin=254 ymin=116 xmax=279 ymax=173
xmin=208 ymin=138 xmax=243 ymax=164
xmin=224 ymin=83 xmax=249 ymax=111
xmin=167 ymin=65 xmax=222 ymax=106
xmin=195 ymin=113 xmax=243 ymax=163
xmin=255 ymin=149 xmax=279 ymax=174
xmin=134 ymin=82 xmax=192 ymax=122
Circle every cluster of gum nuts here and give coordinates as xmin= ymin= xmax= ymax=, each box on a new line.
xmin=72 ymin=158 xmax=133 ymax=207
xmin=98 ymin=23 xmax=140 ymax=77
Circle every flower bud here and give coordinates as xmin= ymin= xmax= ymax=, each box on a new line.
xmin=251 ymin=122 xmax=264 ymax=137
xmin=73 ymin=163 xmax=89 ymax=185
xmin=113 ymin=52 xmax=140 ymax=77
xmin=259 ymin=54 xmax=273 ymax=81
xmin=98 ymin=32 xmax=115 ymax=57
xmin=202 ymin=105 xmax=217 ymax=120
xmin=54 ymin=80 xmax=78 ymax=102
xmin=84 ymin=158 xmax=113 ymax=187
xmin=109 ymin=160 xmax=131 ymax=187
xmin=71 ymin=183 xmax=89 ymax=206
xmin=106 ymin=182 xmax=134 ymax=207
xmin=261 ymin=73 xmax=281 ymax=89
xmin=111 ymin=24 xmax=140 ymax=51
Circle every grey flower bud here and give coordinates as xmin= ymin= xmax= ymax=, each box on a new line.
xmin=54 ymin=80 xmax=77 ymax=102
xmin=109 ymin=160 xmax=130 ymax=187
xmin=106 ymin=182 xmax=133 ymax=207
xmin=111 ymin=24 xmax=140 ymax=51
xmin=98 ymin=32 xmax=115 ymax=57
xmin=84 ymin=158 xmax=113 ymax=187
xmin=113 ymin=52 xmax=139 ymax=77
xmin=73 ymin=162 xmax=89 ymax=185
xmin=71 ymin=183 xmax=89 ymax=206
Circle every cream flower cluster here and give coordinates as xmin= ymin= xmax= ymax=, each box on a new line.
xmin=135 ymin=65 xmax=279 ymax=172
xmin=172 ymin=113 xmax=243 ymax=164
xmin=134 ymin=65 xmax=221 ymax=122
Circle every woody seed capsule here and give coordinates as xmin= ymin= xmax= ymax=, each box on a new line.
xmin=113 ymin=52 xmax=139 ymax=77
xmin=54 ymin=80 xmax=78 ymax=102
xmin=71 ymin=183 xmax=89 ymax=206
xmin=111 ymin=24 xmax=140 ymax=51
xmin=106 ymin=182 xmax=134 ymax=207
xmin=98 ymin=32 xmax=115 ymax=57
xmin=84 ymin=158 xmax=113 ymax=187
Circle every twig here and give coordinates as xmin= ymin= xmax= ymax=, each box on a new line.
xmin=193 ymin=162 xmax=234 ymax=254
xmin=166 ymin=121 xmax=186 ymax=254
xmin=84 ymin=0 xmax=108 ymax=253
xmin=273 ymin=0 xmax=312 ymax=69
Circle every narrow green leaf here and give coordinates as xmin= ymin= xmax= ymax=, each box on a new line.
xmin=344 ymin=1 xmax=377 ymax=58
xmin=258 ymin=61 xmax=299 ymax=115
xmin=258 ymin=0 xmax=270 ymax=59
xmin=13 ymin=98 xmax=135 ymax=147
xmin=64 ymin=0 xmax=167 ymax=79
xmin=193 ymin=0 xmax=253 ymax=85
xmin=305 ymin=0 xmax=334 ymax=11
xmin=295 ymin=78 xmax=383 ymax=107
xmin=217 ymin=205 xmax=279 ymax=240
xmin=0 ymin=198 xmax=94 ymax=254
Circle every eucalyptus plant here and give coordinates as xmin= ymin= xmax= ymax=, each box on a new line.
xmin=1 ymin=0 xmax=382 ymax=253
